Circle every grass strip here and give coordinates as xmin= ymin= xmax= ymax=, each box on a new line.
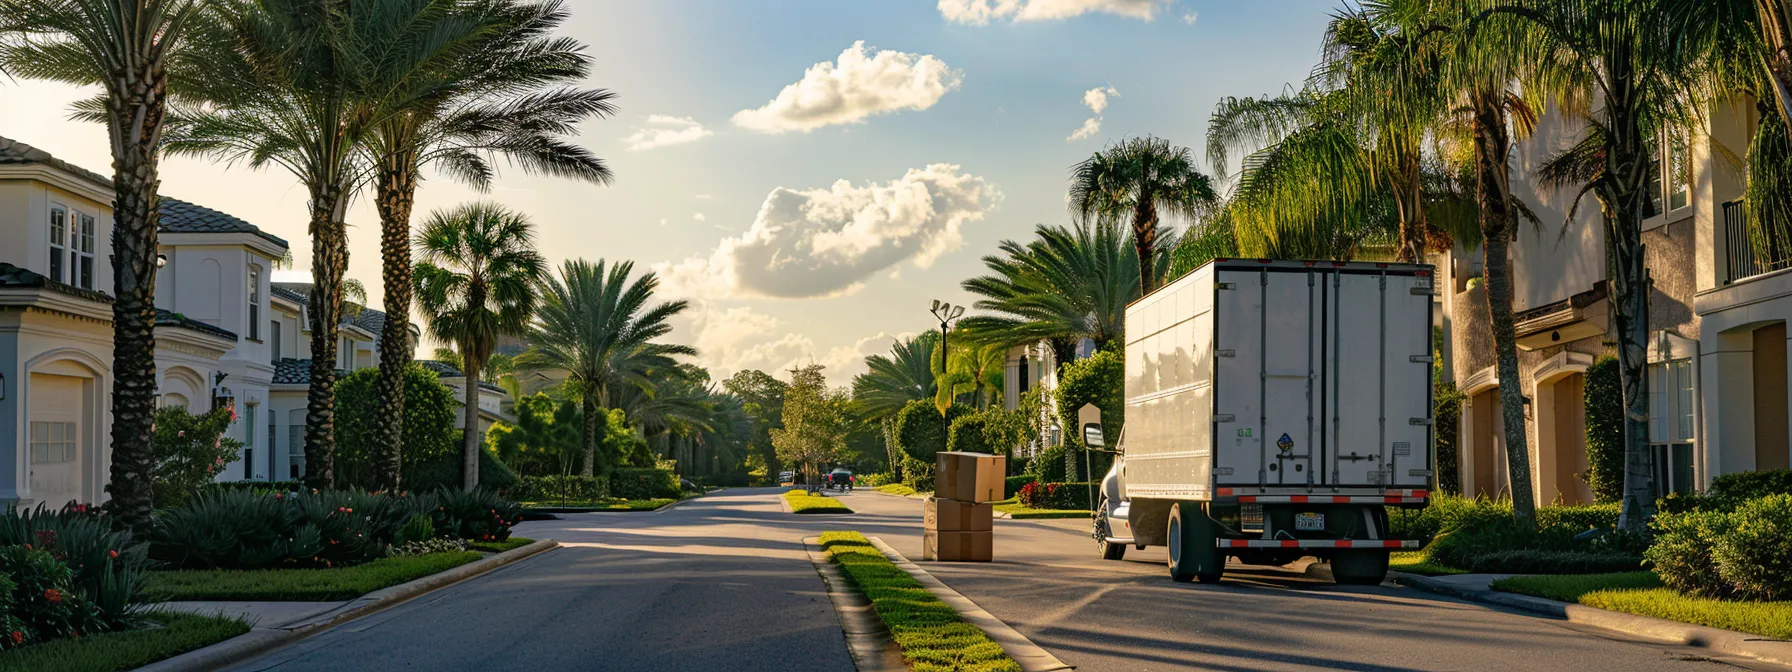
xmin=0 ymin=611 xmax=250 ymax=672
xmin=991 ymin=502 xmax=1090 ymax=520
xmin=785 ymin=489 xmax=853 ymax=514
xmin=1389 ymin=551 xmax=1468 ymax=576
xmin=1492 ymin=572 xmax=1792 ymax=640
xmin=875 ymin=484 xmax=919 ymax=497
xmin=820 ymin=531 xmax=1019 ymax=672
xmin=521 ymin=498 xmax=677 ymax=512
xmin=144 ymin=551 xmax=482 ymax=601
xmin=469 ymin=537 xmax=535 ymax=554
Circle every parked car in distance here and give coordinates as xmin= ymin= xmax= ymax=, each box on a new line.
xmin=827 ymin=468 xmax=854 ymax=491
xmin=778 ymin=471 xmax=794 ymax=486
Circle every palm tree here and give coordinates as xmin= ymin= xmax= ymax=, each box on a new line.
xmin=166 ymin=0 xmax=385 ymax=489
xmin=1070 ymin=136 xmax=1220 ymax=294
xmin=959 ymin=221 xmax=1166 ymax=367
xmin=520 ymin=260 xmax=693 ymax=477
xmin=851 ymin=332 xmax=938 ymax=421
xmin=413 ymin=202 xmax=546 ymax=490
xmin=1488 ymin=0 xmax=1704 ymax=530
xmin=364 ymin=0 xmax=615 ymax=489
xmin=1662 ymin=0 xmax=1789 ymax=126
xmin=0 ymin=0 xmax=205 ymax=534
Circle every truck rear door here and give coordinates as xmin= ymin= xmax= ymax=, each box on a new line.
xmin=1325 ymin=271 xmax=1434 ymax=488
xmin=1213 ymin=266 xmax=1321 ymax=487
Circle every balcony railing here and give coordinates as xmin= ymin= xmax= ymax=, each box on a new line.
xmin=1723 ymin=199 xmax=1792 ymax=284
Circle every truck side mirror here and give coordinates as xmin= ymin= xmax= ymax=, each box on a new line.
xmin=1083 ymin=424 xmax=1104 ymax=448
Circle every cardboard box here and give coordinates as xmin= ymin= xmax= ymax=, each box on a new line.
xmin=935 ymin=452 xmax=1007 ymax=503
xmin=924 ymin=497 xmax=992 ymax=532
xmin=922 ymin=529 xmax=993 ymax=562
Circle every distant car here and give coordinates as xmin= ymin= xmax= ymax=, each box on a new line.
xmin=778 ymin=471 xmax=794 ymax=485
xmin=826 ymin=468 xmax=854 ymax=491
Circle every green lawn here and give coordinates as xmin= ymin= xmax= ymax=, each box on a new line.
xmin=991 ymin=500 xmax=1091 ymax=519
xmin=0 ymin=612 xmax=250 ymax=672
xmin=1492 ymin=572 xmax=1792 ymax=640
xmin=1389 ymin=551 xmax=1468 ymax=576
xmin=820 ymin=531 xmax=1018 ymax=672
xmin=521 ymin=498 xmax=678 ymax=512
xmin=144 ymin=551 xmax=482 ymax=601
xmin=785 ymin=489 xmax=853 ymax=514
xmin=874 ymin=484 xmax=919 ymax=497
xmin=469 ymin=537 xmax=535 ymax=554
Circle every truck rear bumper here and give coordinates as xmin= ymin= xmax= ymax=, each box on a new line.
xmin=1219 ymin=539 xmax=1419 ymax=549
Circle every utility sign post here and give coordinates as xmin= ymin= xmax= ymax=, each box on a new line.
xmin=1079 ymin=403 xmax=1101 ymax=507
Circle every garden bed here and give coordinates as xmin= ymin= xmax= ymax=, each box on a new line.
xmin=1492 ymin=572 xmax=1792 ymax=640
xmin=521 ymin=498 xmax=679 ymax=513
xmin=819 ymin=531 xmax=1018 ymax=672
xmin=1388 ymin=551 xmax=1466 ymax=576
xmin=0 ymin=612 xmax=250 ymax=672
xmin=992 ymin=499 xmax=1090 ymax=520
xmin=785 ymin=490 xmax=853 ymax=514
xmin=144 ymin=551 xmax=483 ymax=601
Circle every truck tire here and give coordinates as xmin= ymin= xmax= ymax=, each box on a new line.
xmin=1166 ymin=503 xmax=1224 ymax=583
xmin=1095 ymin=501 xmax=1126 ymax=561
xmin=1331 ymin=549 xmax=1389 ymax=585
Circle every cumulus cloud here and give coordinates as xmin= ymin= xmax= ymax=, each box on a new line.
xmin=693 ymin=212 xmax=707 ymax=222
xmin=938 ymin=0 xmax=1171 ymax=25
xmin=622 ymin=115 xmax=712 ymax=151
xmin=731 ymin=42 xmax=962 ymax=134
xmin=1182 ymin=10 xmax=1197 ymax=24
xmin=657 ymin=164 xmax=997 ymax=300
xmin=1068 ymin=86 xmax=1118 ymax=142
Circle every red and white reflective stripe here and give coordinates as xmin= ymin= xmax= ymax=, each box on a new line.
xmin=1217 ymin=539 xmax=1419 ymax=549
xmin=1236 ymin=495 xmax=1428 ymax=504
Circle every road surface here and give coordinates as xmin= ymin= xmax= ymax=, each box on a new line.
xmin=228 ymin=487 xmax=1777 ymax=671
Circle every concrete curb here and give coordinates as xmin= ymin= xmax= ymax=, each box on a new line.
xmin=136 ymin=539 xmax=560 ymax=672
xmin=867 ymin=536 xmax=1075 ymax=672
xmin=651 ymin=495 xmax=702 ymax=514
xmin=1391 ymin=572 xmax=1792 ymax=668
xmin=803 ymin=537 xmax=906 ymax=672
xmin=865 ymin=488 xmax=929 ymax=500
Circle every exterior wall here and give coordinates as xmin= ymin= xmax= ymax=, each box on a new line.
xmin=0 ymin=178 xmax=116 ymax=293
xmin=0 ymin=304 xmax=114 ymax=507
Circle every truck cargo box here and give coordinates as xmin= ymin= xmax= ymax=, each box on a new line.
xmin=1121 ymin=259 xmax=1435 ymax=500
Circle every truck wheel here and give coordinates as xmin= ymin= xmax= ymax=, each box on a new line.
xmin=1095 ymin=501 xmax=1125 ymax=561
xmin=1166 ymin=503 xmax=1224 ymax=583
xmin=1331 ymin=550 xmax=1389 ymax=585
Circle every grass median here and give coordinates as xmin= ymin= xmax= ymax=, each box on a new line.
xmin=0 ymin=611 xmax=250 ymax=672
xmin=819 ymin=531 xmax=1018 ymax=672
xmin=144 ymin=551 xmax=483 ymax=601
xmin=1389 ymin=551 xmax=1467 ymax=576
xmin=874 ymin=484 xmax=919 ymax=497
xmin=521 ymin=498 xmax=678 ymax=512
xmin=469 ymin=537 xmax=535 ymax=554
xmin=1492 ymin=572 xmax=1792 ymax=640
xmin=785 ymin=489 xmax=853 ymax=514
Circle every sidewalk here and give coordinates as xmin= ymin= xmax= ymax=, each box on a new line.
xmin=1392 ymin=571 xmax=1792 ymax=669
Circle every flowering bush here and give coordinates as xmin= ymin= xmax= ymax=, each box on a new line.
xmin=424 ymin=488 xmax=523 ymax=543
xmin=387 ymin=537 xmax=469 ymax=556
xmin=0 ymin=503 xmax=146 ymax=632
xmin=0 ymin=545 xmax=105 ymax=649
xmin=1017 ymin=482 xmax=1096 ymax=510
xmin=151 ymin=405 xmax=244 ymax=508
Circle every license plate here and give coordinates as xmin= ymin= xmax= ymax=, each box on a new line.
xmin=1294 ymin=512 xmax=1325 ymax=531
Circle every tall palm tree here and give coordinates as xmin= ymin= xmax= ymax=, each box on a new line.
xmin=413 ymin=202 xmax=546 ymax=490
xmin=0 ymin=0 xmax=205 ymax=534
xmin=1663 ymin=0 xmax=1789 ymax=126
xmin=520 ymin=260 xmax=693 ymax=477
xmin=851 ymin=332 xmax=938 ymax=421
xmin=1070 ymin=136 xmax=1219 ymax=294
xmin=1489 ymin=0 xmax=1703 ymax=530
xmin=166 ymin=0 xmax=387 ymax=489
xmin=364 ymin=0 xmax=615 ymax=489
xmin=959 ymin=221 xmax=1166 ymax=366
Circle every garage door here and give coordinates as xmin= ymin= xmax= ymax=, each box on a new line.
xmin=28 ymin=374 xmax=86 ymax=508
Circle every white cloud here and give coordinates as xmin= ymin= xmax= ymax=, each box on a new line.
xmin=731 ymin=41 xmax=962 ymax=134
xmin=682 ymin=305 xmax=902 ymax=387
xmin=1182 ymin=10 xmax=1197 ymax=24
xmin=622 ymin=115 xmax=712 ymax=151
xmin=658 ymin=164 xmax=996 ymax=300
xmin=693 ymin=212 xmax=707 ymax=222
xmin=1067 ymin=86 xmax=1118 ymax=142
xmin=938 ymin=0 xmax=1171 ymax=25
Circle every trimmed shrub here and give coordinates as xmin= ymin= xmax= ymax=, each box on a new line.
xmin=1647 ymin=508 xmax=1733 ymax=598
xmin=1005 ymin=475 xmax=1036 ymax=499
xmin=1583 ymin=357 xmax=1624 ymax=503
xmin=946 ymin=414 xmax=992 ymax=454
xmin=1029 ymin=443 xmax=1068 ymax=484
xmin=422 ymin=488 xmax=522 ymax=544
xmin=0 ymin=545 xmax=104 ymax=648
xmin=857 ymin=472 xmax=898 ymax=488
xmin=1017 ymin=482 xmax=1097 ymax=511
xmin=151 ymin=405 xmax=243 ymax=508
xmin=405 ymin=444 xmax=520 ymax=494
xmin=895 ymin=400 xmax=970 ymax=464
xmin=611 ymin=468 xmax=679 ymax=500
xmin=1709 ymin=494 xmax=1792 ymax=601
xmin=1054 ymin=347 xmax=1124 ymax=456
xmin=1464 ymin=549 xmax=1643 ymax=574
xmin=513 ymin=475 xmax=608 ymax=502
xmin=333 ymin=364 xmax=458 ymax=491
xmin=899 ymin=456 xmax=933 ymax=493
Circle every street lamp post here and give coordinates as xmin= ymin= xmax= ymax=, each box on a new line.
xmin=929 ymin=299 xmax=965 ymax=446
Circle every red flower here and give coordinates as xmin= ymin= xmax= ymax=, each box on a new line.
xmin=109 ymin=550 xmax=119 ymax=558
xmin=9 ymin=631 xmax=21 ymax=645
xmin=44 ymin=588 xmax=62 ymax=603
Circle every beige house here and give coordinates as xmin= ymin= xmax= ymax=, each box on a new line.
xmin=1448 ymin=96 xmax=1787 ymax=506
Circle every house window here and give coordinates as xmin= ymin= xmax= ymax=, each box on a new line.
xmin=248 ymin=266 xmax=262 ymax=341
xmin=75 ymin=213 xmax=95 ymax=289
xmin=49 ymin=206 xmax=67 ymax=282
xmin=1648 ymin=359 xmax=1696 ymax=498
xmin=289 ymin=425 xmax=305 ymax=480
xmin=270 ymin=320 xmax=282 ymax=361
xmin=267 ymin=410 xmax=277 ymax=482
xmin=29 ymin=421 xmax=77 ymax=464
xmin=244 ymin=404 xmax=256 ymax=479
xmin=1647 ymin=128 xmax=1692 ymax=218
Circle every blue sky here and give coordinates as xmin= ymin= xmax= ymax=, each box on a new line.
xmin=0 ymin=0 xmax=1336 ymax=385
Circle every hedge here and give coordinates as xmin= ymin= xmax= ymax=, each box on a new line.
xmin=1583 ymin=357 xmax=1624 ymax=503
xmin=946 ymin=414 xmax=992 ymax=454
xmin=333 ymin=364 xmax=458 ymax=491
xmin=1016 ymin=482 xmax=1097 ymax=511
xmin=1648 ymin=494 xmax=1792 ymax=601
xmin=896 ymin=401 xmax=970 ymax=464
xmin=611 ymin=468 xmax=679 ymax=500
xmin=513 ymin=475 xmax=608 ymax=502
xmin=1004 ymin=475 xmax=1035 ymax=499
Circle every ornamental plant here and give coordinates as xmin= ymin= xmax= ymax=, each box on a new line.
xmin=150 ymin=405 xmax=244 ymax=508
xmin=0 ymin=545 xmax=105 ymax=648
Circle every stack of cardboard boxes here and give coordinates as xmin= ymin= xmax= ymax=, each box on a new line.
xmin=923 ymin=451 xmax=1006 ymax=562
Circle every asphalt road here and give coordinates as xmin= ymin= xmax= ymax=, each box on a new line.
xmin=229 ymin=487 xmax=1779 ymax=672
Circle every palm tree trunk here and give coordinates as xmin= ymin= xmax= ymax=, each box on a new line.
xmin=1394 ymin=149 xmax=1428 ymax=263
xmin=1471 ymin=91 xmax=1536 ymax=524
xmin=1132 ymin=200 xmax=1160 ymax=294
xmin=1767 ymin=25 xmax=1790 ymax=127
xmin=304 ymin=185 xmax=350 ymax=490
xmin=1591 ymin=96 xmax=1658 ymax=532
xmin=581 ymin=395 xmax=598 ymax=477
xmin=372 ymin=151 xmax=419 ymax=490
xmin=462 ymin=359 xmax=482 ymax=491
xmin=104 ymin=72 xmax=169 ymax=534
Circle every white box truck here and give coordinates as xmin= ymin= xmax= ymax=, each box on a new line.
xmin=1093 ymin=259 xmax=1434 ymax=584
